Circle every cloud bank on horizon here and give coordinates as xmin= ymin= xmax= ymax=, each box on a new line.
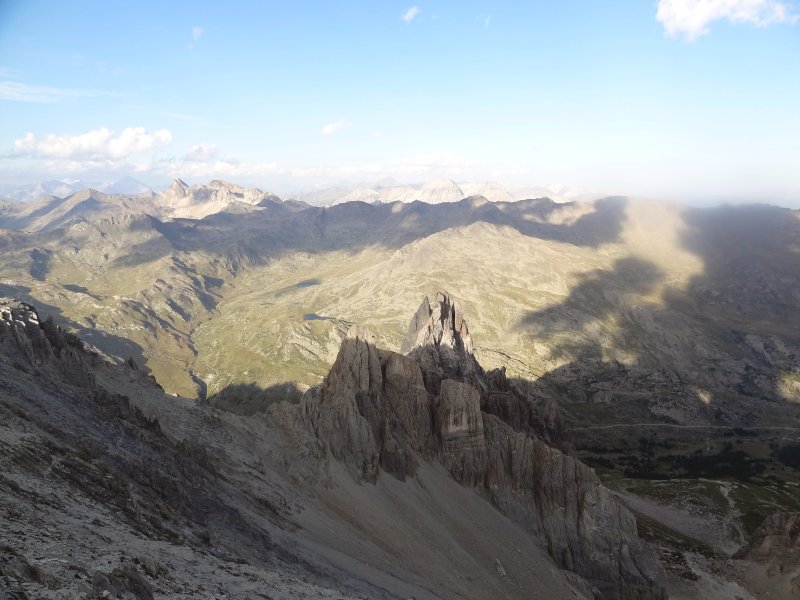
xmin=13 ymin=127 xmax=172 ymax=160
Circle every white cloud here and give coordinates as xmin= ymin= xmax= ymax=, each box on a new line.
xmin=1 ymin=126 xmax=290 ymax=186
xmin=657 ymin=0 xmax=798 ymax=40
xmin=12 ymin=127 xmax=173 ymax=159
xmin=2 ymin=153 xmax=282 ymax=184
xmin=321 ymin=118 xmax=351 ymax=135
xmin=162 ymin=158 xmax=283 ymax=179
xmin=188 ymin=26 xmax=204 ymax=50
xmin=185 ymin=143 xmax=219 ymax=161
xmin=402 ymin=6 xmax=419 ymax=23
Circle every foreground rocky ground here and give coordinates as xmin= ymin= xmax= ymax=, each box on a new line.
xmin=2 ymin=294 xmax=798 ymax=599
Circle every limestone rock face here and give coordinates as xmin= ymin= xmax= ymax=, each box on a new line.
xmin=735 ymin=512 xmax=800 ymax=600
xmin=482 ymin=366 xmax=563 ymax=441
xmin=401 ymin=292 xmax=473 ymax=356
xmin=301 ymin=326 xmax=382 ymax=482
xmin=436 ymin=380 xmax=487 ymax=486
xmin=1 ymin=298 xmax=92 ymax=384
xmin=401 ymin=291 xmax=482 ymax=393
xmin=381 ymin=351 xmax=435 ymax=455
xmin=736 ymin=512 xmax=800 ymax=561
xmin=296 ymin=294 xmax=665 ymax=599
xmin=483 ymin=415 xmax=653 ymax=599
xmin=1 ymin=299 xmax=53 ymax=366
xmin=301 ymin=325 xmax=438 ymax=481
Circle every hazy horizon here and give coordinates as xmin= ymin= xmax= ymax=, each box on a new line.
xmin=1 ymin=1 xmax=798 ymax=206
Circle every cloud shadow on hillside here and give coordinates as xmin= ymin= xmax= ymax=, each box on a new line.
xmin=517 ymin=203 xmax=800 ymax=428
xmin=205 ymin=382 xmax=305 ymax=416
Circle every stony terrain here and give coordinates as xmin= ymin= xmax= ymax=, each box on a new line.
xmin=0 ymin=295 xmax=662 ymax=599
xmin=3 ymin=292 xmax=799 ymax=599
xmin=2 ymin=182 xmax=800 ymax=598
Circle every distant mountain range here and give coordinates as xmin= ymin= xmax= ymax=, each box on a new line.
xmin=1 ymin=178 xmax=800 ymax=598
xmin=0 ymin=179 xmax=284 ymax=231
xmin=0 ymin=178 xmax=597 ymax=233
xmin=290 ymin=178 xmax=601 ymax=206
xmin=1 ymin=177 xmax=604 ymax=211
xmin=3 ymin=176 xmax=155 ymax=202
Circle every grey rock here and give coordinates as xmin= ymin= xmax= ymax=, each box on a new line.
xmin=735 ymin=512 xmax=800 ymax=561
xmin=295 ymin=294 xmax=665 ymax=599
xmin=302 ymin=326 xmax=382 ymax=482
xmin=495 ymin=558 xmax=506 ymax=577
xmin=402 ymin=291 xmax=483 ymax=394
xmin=92 ymin=568 xmax=154 ymax=600
xmin=436 ymin=380 xmax=488 ymax=486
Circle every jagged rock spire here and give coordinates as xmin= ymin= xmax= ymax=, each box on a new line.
xmin=291 ymin=294 xmax=664 ymax=598
xmin=401 ymin=291 xmax=482 ymax=393
xmin=0 ymin=298 xmax=93 ymax=384
xmin=401 ymin=291 xmax=473 ymax=355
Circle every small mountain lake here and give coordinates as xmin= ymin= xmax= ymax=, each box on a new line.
xmin=303 ymin=313 xmax=331 ymax=321
xmin=296 ymin=279 xmax=321 ymax=288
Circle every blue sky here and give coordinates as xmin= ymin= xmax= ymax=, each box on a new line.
xmin=1 ymin=0 xmax=798 ymax=205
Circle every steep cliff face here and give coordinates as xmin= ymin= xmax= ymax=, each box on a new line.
xmin=1 ymin=299 xmax=94 ymax=386
xmin=734 ymin=512 xmax=800 ymax=600
xmin=301 ymin=327 xmax=383 ymax=481
xmin=437 ymin=379 xmax=488 ymax=486
xmin=299 ymin=292 xmax=665 ymax=600
xmin=736 ymin=512 xmax=800 ymax=561
xmin=401 ymin=291 xmax=481 ymax=393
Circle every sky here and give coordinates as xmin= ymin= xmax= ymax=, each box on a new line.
xmin=0 ymin=0 xmax=798 ymax=205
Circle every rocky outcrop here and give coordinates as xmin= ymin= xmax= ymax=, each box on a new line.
xmin=483 ymin=415 xmax=652 ymax=599
xmin=297 ymin=292 xmax=665 ymax=599
xmin=1 ymin=299 xmax=53 ymax=366
xmin=735 ymin=512 xmax=800 ymax=599
xmin=301 ymin=326 xmax=383 ymax=481
xmin=401 ymin=292 xmax=480 ymax=392
xmin=301 ymin=325 xmax=436 ymax=482
xmin=401 ymin=291 xmax=474 ymax=356
xmin=736 ymin=512 xmax=800 ymax=561
xmin=0 ymin=299 xmax=91 ymax=383
xmin=402 ymin=292 xmax=561 ymax=440
xmin=437 ymin=379 xmax=488 ymax=486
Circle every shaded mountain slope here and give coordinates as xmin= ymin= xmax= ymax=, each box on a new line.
xmin=2 ymin=296 xmax=650 ymax=599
